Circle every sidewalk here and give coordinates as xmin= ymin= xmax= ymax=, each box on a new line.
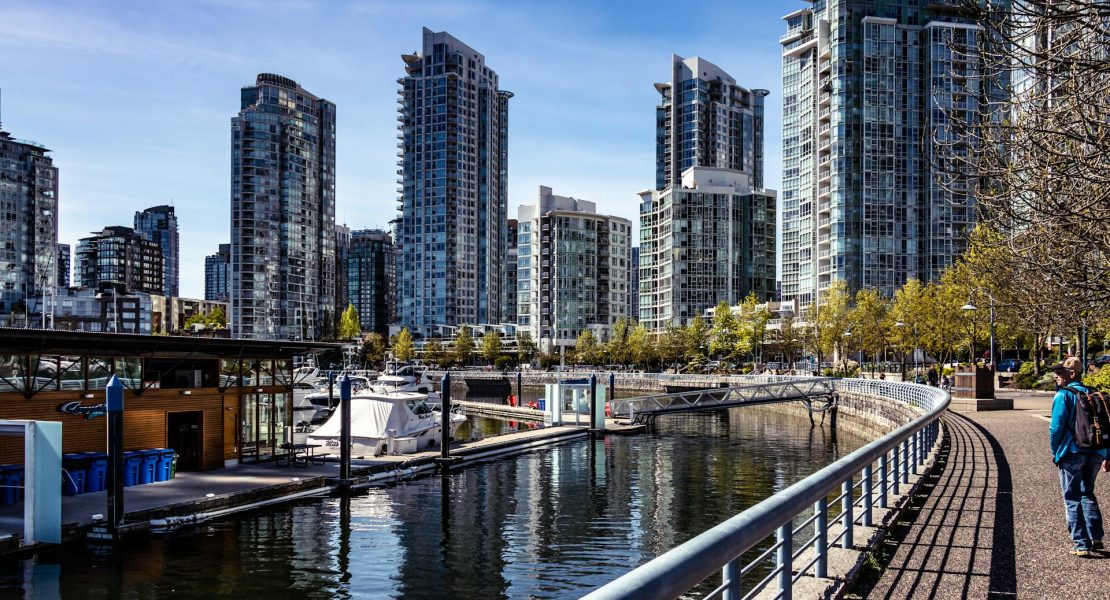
xmin=859 ymin=390 xmax=1110 ymax=598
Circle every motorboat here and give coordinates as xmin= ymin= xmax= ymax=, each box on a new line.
xmin=303 ymin=376 xmax=375 ymax=409
xmin=306 ymin=390 xmax=467 ymax=457
xmin=369 ymin=363 xmax=434 ymax=394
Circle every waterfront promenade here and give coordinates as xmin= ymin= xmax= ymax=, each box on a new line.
xmin=858 ymin=390 xmax=1110 ymax=599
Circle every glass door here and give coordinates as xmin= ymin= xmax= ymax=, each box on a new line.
xmin=241 ymin=392 xmax=279 ymax=463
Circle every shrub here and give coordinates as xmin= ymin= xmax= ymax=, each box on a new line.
xmin=1084 ymin=366 xmax=1110 ymax=393
xmin=494 ymin=355 xmax=515 ymax=371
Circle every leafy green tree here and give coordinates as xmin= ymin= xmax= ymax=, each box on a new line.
xmin=629 ymin=323 xmax=656 ymax=370
xmin=423 ymin=338 xmax=447 ymax=367
xmin=516 ymin=332 xmax=538 ymax=365
xmin=815 ymin=280 xmax=853 ymax=373
xmin=481 ymin=331 xmax=503 ymax=365
xmin=360 ymin=333 xmax=387 ymax=368
xmin=851 ymin=288 xmax=891 ymax=374
xmin=393 ymin=327 xmax=415 ymax=362
xmin=709 ymin=301 xmax=739 ymax=361
xmin=891 ymin=278 xmax=927 ymax=375
xmin=735 ymin=293 xmax=772 ymax=365
xmin=337 ymin=304 xmax=361 ymax=340
xmin=606 ymin=318 xmax=633 ymax=367
xmin=453 ymin=325 xmax=474 ymax=367
xmin=573 ymin=329 xmax=602 ymax=366
xmin=769 ymin=314 xmax=802 ymax=367
xmin=659 ymin=326 xmax=687 ymax=372
xmin=684 ymin=316 xmax=710 ymax=367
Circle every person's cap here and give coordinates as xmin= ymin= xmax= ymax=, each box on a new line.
xmin=1045 ymin=356 xmax=1083 ymax=374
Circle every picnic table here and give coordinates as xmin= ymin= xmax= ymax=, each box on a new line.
xmin=278 ymin=442 xmax=326 ymax=467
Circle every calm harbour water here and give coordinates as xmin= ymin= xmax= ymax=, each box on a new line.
xmin=1 ymin=390 xmax=866 ymax=599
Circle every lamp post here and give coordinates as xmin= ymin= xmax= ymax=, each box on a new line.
xmin=961 ymin=297 xmax=977 ymax=366
xmin=961 ymin=291 xmax=996 ymax=368
xmin=894 ymin=321 xmax=907 ymax=380
xmin=841 ymin=330 xmax=852 ymax=376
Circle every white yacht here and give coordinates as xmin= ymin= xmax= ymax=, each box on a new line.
xmin=306 ymin=390 xmax=466 ymax=457
xmin=369 ymin=363 xmax=434 ymax=394
xmin=304 ymin=376 xmax=375 ymax=409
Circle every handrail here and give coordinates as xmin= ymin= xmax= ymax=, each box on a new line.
xmin=584 ymin=377 xmax=949 ymax=600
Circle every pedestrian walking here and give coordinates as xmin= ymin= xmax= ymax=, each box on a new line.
xmin=1048 ymin=356 xmax=1110 ymax=557
xmin=928 ymin=368 xmax=939 ymax=387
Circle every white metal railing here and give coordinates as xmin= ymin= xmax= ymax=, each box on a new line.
xmin=584 ymin=377 xmax=948 ymax=600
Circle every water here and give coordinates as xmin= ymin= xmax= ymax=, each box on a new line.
xmin=1 ymin=398 xmax=867 ymax=599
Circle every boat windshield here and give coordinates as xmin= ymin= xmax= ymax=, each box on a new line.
xmin=407 ymin=398 xmax=432 ymax=415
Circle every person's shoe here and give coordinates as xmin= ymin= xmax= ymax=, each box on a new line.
xmin=1094 ymin=540 xmax=1105 ymax=552
xmin=1071 ymin=548 xmax=1094 ymax=557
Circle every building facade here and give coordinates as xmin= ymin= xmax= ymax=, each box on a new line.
xmin=517 ymin=186 xmax=632 ymax=350
xmin=779 ymin=1 xmax=990 ymax=307
xmin=639 ymin=168 xmax=776 ymax=331
xmin=231 ymin=73 xmax=336 ymax=340
xmin=151 ymin=295 xmax=230 ymax=334
xmin=205 ymin=243 xmax=231 ymax=303
xmin=630 ymin=246 xmax=639 ymax=321
xmin=397 ymin=28 xmax=511 ymax=337
xmin=655 ymin=55 xmax=768 ymax=191
xmin=334 ymin=223 xmax=351 ymax=326
xmin=134 ymin=205 xmax=179 ymax=297
xmin=347 ymin=229 xmax=395 ymax=336
xmin=0 ymin=129 xmax=58 ymax=316
xmin=76 ymin=226 xmax=164 ymax=294
xmin=57 ymin=243 xmax=71 ymax=288
xmin=504 ymin=218 xmax=518 ymax=327
xmin=29 ymin=286 xmax=154 ymax=334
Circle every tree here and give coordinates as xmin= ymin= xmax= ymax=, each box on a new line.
xmin=769 ymin=314 xmax=802 ymax=368
xmin=709 ymin=301 xmax=739 ymax=362
xmin=628 ymin=323 xmax=656 ymax=371
xmin=516 ymin=332 xmax=538 ymax=366
xmin=573 ymin=329 xmax=601 ymax=366
xmin=393 ymin=327 xmax=415 ymax=362
xmin=891 ymin=278 xmax=928 ymax=375
xmin=453 ymin=325 xmax=474 ymax=367
xmin=684 ymin=316 xmax=710 ymax=369
xmin=815 ymin=280 xmax=853 ymax=374
xmin=423 ymin=338 xmax=447 ymax=368
xmin=659 ymin=326 xmax=687 ymax=372
xmin=361 ymin=333 xmax=387 ymax=368
xmin=735 ymin=293 xmax=772 ymax=366
xmin=851 ymin=289 xmax=892 ymax=375
xmin=337 ymin=304 xmax=361 ymax=340
xmin=606 ymin=318 xmax=633 ymax=367
xmin=481 ymin=331 xmax=503 ymax=365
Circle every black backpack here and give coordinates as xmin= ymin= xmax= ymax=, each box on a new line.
xmin=1066 ymin=384 xmax=1110 ymax=451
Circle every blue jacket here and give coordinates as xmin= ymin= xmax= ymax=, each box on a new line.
xmin=1050 ymin=382 xmax=1110 ymax=465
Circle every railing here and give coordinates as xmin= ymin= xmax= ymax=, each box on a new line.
xmin=610 ymin=377 xmax=837 ymax=424
xmin=584 ymin=378 xmax=948 ymax=600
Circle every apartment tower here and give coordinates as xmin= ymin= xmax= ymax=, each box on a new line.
xmin=134 ymin=205 xmax=179 ymax=297
xmin=397 ymin=28 xmax=511 ymax=337
xmin=0 ymin=128 xmax=58 ymax=316
xmin=231 ymin=73 xmax=336 ymax=340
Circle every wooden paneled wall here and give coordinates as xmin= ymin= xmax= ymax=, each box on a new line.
xmin=0 ymin=389 xmax=228 ymax=471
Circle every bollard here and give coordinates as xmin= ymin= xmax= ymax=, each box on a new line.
xmin=339 ymin=374 xmax=352 ymax=481
xmin=106 ymin=375 xmax=124 ymax=531
xmin=440 ymin=373 xmax=451 ymax=461
xmin=589 ymin=374 xmax=598 ymax=432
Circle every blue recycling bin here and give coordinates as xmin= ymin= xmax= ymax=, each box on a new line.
xmin=122 ymin=451 xmax=143 ymax=487
xmin=537 ymin=399 xmax=546 ymax=411
xmin=139 ymin=450 xmax=160 ymax=485
xmin=1 ymin=465 xmax=23 ymax=504
xmin=154 ymin=448 xmax=175 ymax=482
xmin=62 ymin=453 xmax=88 ymax=496
xmin=83 ymin=452 xmax=109 ymax=493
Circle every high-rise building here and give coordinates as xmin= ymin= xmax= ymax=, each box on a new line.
xmin=347 ymin=229 xmax=395 ymax=336
xmin=639 ymin=168 xmax=776 ymax=330
xmin=0 ymin=129 xmax=58 ymax=316
xmin=517 ymin=186 xmax=632 ymax=351
xmin=334 ymin=223 xmax=351 ymax=323
xmin=76 ymin=226 xmax=164 ymax=294
xmin=57 ymin=243 xmax=71 ymax=288
xmin=134 ymin=205 xmax=179 ymax=297
xmin=504 ymin=218 xmax=518 ymax=326
xmin=630 ymin=246 xmax=639 ymax=321
xmin=205 ymin=243 xmax=231 ymax=303
xmin=231 ymin=73 xmax=336 ymax=340
xmin=780 ymin=2 xmax=991 ymax=307
xmin=397 ymin=28 xmax=511 ymax=337
xmin=655 ymin=55 xmax=768 ymax=191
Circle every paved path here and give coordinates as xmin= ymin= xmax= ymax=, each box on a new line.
xmin=864 ymin=392 xmax=1110 ymax=599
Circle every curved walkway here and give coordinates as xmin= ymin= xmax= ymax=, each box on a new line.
xmin=861 ymin=394 xmax=1110 ymax=599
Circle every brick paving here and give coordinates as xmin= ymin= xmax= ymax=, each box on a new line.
xmin=866 ymin=392 xmax=1110 ymax=599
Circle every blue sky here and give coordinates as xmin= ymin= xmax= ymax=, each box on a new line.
xmin=0 ymin=0 xmax=789 ymax=298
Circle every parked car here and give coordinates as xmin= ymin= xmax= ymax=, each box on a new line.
xmin=1094 ymin=355 xmax=1110 ymax=368
xmin=997 ymin=359 xmax=1023 ymax=373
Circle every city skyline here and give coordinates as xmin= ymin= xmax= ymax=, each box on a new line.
xmin=0 ymin=0 xmax=785 ymax=299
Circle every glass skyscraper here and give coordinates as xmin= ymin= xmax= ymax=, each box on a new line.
xmin=205 ymin=243 xmax=230 ymax=303
xmin=0 ymin=128 xmax=58 ymax=316
xmin=397 ymin=28 xmax=511 ymax=337
xmin=76 ymin=226 xmax=164 ymax=294
xmin=640 ymin=56 xmax=776 ymax=330
xmin=231 ymin=73 xmax=336 ymax=340
xmin=780 ymin=1 xmax=991 ymax=307
xmin=347 ymin=229 xmax=395 ymax=336
xmin=134 ymin=205 xmax=179 ymax=297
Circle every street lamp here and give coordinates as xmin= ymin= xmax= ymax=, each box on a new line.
xmin=961 ymin=296 xmax=977 ymax=366
xmin=961 ymin=290 xmax=996 ymax=368
xmin=841 ymin=330 xmax=852 ymax=375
